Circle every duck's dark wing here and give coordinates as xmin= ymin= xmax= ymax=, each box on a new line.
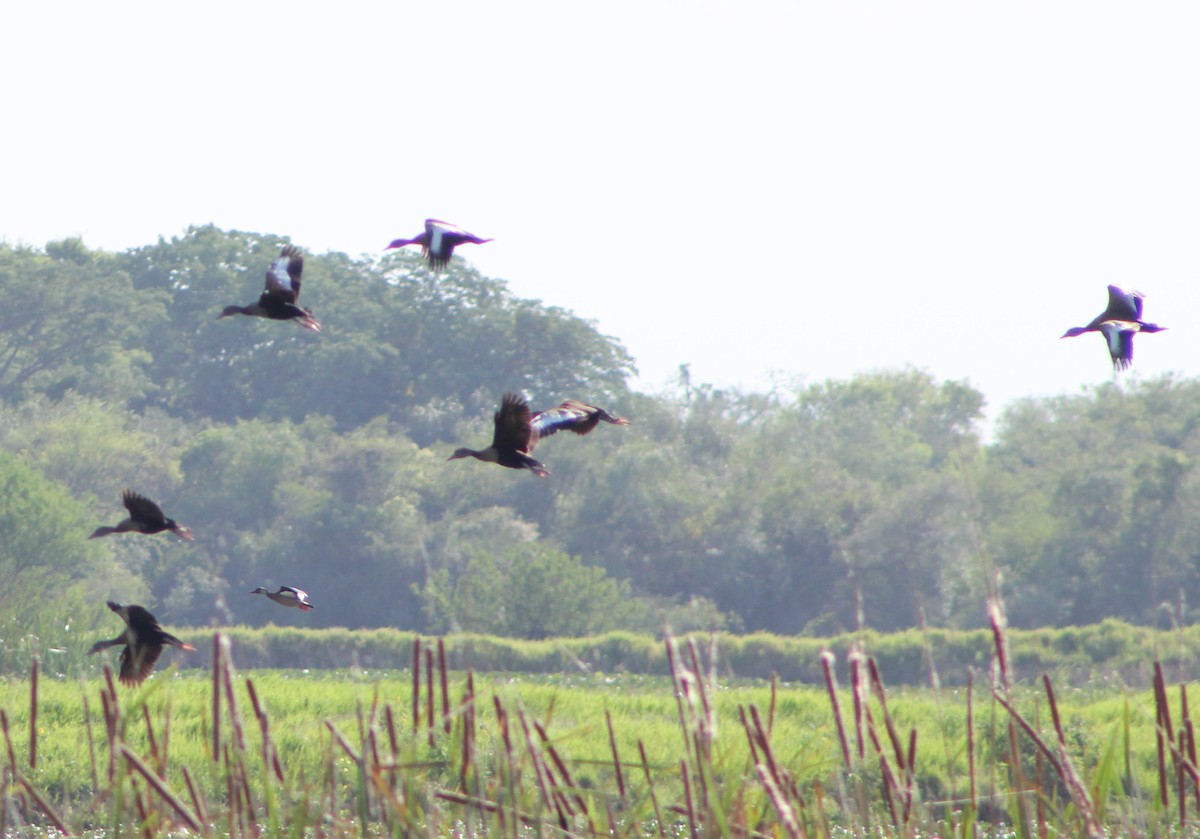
xmin=123 ymin=604 xmax=165 ymax=635
xmin=1104 ymin=285 xmax=1142 ymax=322
xmin=122 ymin=491 xmax=168 ymax=527
xmin=493 ymin=393 xmax=536 ymax=453
xmin=119 ymin=642 xmax=164 ymax=686
xmin=264 ymin=245 xmax=303 ymax=304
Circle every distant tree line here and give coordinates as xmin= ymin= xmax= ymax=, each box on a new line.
xmin=0 ymin=227 xmax=1197 ymax=639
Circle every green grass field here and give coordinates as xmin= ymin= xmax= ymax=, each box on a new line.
xmin=0 ymin=631 xmax=1191 ymax=837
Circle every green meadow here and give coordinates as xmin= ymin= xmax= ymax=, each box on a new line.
xmin=0 ymin=633 xmax=1193 ymax=836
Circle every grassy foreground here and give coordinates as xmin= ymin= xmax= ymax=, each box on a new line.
xmin=0 ymin=625 xmax=1197 ymax=837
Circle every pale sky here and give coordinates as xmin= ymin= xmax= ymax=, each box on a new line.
xmin=4 ymin=2 xmax=1199 ymax=427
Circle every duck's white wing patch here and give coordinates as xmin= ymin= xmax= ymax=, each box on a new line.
xmin=266 ymin=257 xmax=296 ymax=294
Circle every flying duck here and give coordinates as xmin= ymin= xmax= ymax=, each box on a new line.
xmin=89 ymin=490 xmax=195 ymax=541
xmin=385 ymin=219 xmax=492 ymax=270
xmin=1061 ymin=284 xmax=1166 ymax=369
xmin=532 ymin=400 xmax=631 ymax=441
xmin=251 ymin=585 xmax=314 ymax=611
xmin=88 ymin=601 xmax=196 ymax=686
xmin=219 ymin=245 xmax=322 ymax=332
xmin=448 ymin=392 xmax=550 ymax=477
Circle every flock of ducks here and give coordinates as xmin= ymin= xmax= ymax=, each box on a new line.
xmin=86 ymin=219 xmax=629 ymax=685
xmin=83 ymin=222 xmax=1164 ymax=686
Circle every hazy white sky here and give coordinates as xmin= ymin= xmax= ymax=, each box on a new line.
xmin=4 ymin=2 xmax=1199 ymax=425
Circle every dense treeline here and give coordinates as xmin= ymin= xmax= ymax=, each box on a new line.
xmin=1 ymin=227 xmax=1198 ymax=642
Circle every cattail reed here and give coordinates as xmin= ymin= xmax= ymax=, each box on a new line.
xmin=820 ymin=651 xmax=852 ymax=771
xmin=28 ymin=656 xmax=37 ymax=770
xmin=438 ymin=637 xmax=451 ymax=734
xmin=411 ymin=636 xmax=421 ymax=733
xmin=424 ymin=645 xmax=435 ymax=747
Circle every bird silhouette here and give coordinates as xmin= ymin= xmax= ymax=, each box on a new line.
xmin=251 ymin=585 xmax=314 ymax=611
xmin=219 ymin=245 xmax=322 ymax=332
xmin=386 ymin=219 xmax=492 ymax=270
xmin=532 ymin=399 xmax=631 ymax=441
xmin=448 ymin=393 xmax=549 ymax=477
xmin=88 ymin=601 xmax=196 ymax=686
xmin=89 ymin=490 xmax=194 ymax=541
xmin=1061 ymin=284 xmax=1166 ymax=370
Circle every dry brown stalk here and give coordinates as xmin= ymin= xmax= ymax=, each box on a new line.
xmin=411 ymin=637 xmax=421 ymax=733
xmin=685 ymin=637 xmax=711 ymax=725
xmin=747 ymin=705 xmax=788 ymax=804
xmin=438 ymin=637 xmax=451 ymax=734
xmin=82 ymin=692 xmax=98 ymax=791
xmin=425 ymin=645 xmax=436 ymax=747
xmin=211 ymin=633 xmax=222 ymax=762
xmin=868 ymin=658 xmax=908 ymax=777
xmin=459 ymin=671 xmax=476 ymax=793
xmin=218 ymin=636 xmax=246 ymax=755
xmin=754 ymin=763 xmax=803 ymax=839
xmin=967 ymin=673 xmax=977 ymax=811
xmin=99 ymin=672 xmax=120 ymax=784
xmin=142 ymin=705 xmax=160 ymax=773
xmin=849 ymin=651 xmax=866 ymax=760
xmin=1154 ymin=662 xmax=1173 ymax=807
xmin=182 ymin=765 xmax=209 ymax=827
xmin=535 ymin=719 xmax=590 ymax=820
xmin=133 ymin=779 xmax=156 ymax=839
xmin=665 ymin=637 xmax=696 ymax=769
xmin=680 ymin=758 xmax=699 ymax=839
xmin=988 ymin=598 xmax=1011 ymax=690
xmin=1180 ymin=730 xmax=1188 ymax=827
xmin=435 ymin=788 xmax=558 ymax=833
xmin=120 ymin=744 xmax=204 ymax=833
xmin=28 ymin=656 xmax=37 ymax=770
xmin=18 ymin=776 xmax=70 ymax=836
xmin=606 ymin=709 xmax=625 ymax=800
xmin=517 ymin=709 xmax=570 ymax=829
xmin=769 ymin=671 xmax=778 ymax=735
xmin=991 ymin=687 xmax=1102 ymax=838
xmin=326 ymin=721 xmax=362 ymax=763
xmin=637 ymin=740 xmax=666 ymax=839
xmin=0 ymin=710 xmax=16 ymax=778
xmin=820 ymin=651 xmax=852 ymax=771
xmin=903 ymin=727 xmax=918 ymax=824
xmin=1188 ymin=719 xmax=1200 ymax=810
xmin=865 ymin=716 xmax=902 ymax=830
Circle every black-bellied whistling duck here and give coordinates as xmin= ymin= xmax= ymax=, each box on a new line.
xmin=1061 ymin=285 xmax=1166 ymax=369
xmin=89 ymin=490 xmax=195 ymax=541
xmin=88 ymin=601 xmax=196 ymax=686
xmin=532 ymin=400 xmax=631 ymax=441
xmin=385 ymin=219 xmax=492 ymax=270
xmin=219 ymin=245 xmax=322 ymax=332
xmin=1095 ymin=320 xmax=1166 ymax=371
xmin=251 ymin=585 xmax=314 ymax=611
xmin=448 ymin=392 xmax=550 ymax=477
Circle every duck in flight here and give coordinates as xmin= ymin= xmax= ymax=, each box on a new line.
xmin=251 ymin=585 xmax=314 ymax=611
xmin=88 ymin=601 xmax=196 ymax=686
xmin=1061 ymin=284 xmax=1166 ymax=370
xmin=219 ymin=245 xmax=322 ymax=332
xmin=89 ymin=490 xmax=194 ymax=541
xmin=449 ymin=394 xmax=631 ymax=477
xmin=449 ymin=393 xmax=549 ymax=476
xmin=385 ymin=219 xmax=492 ymax=270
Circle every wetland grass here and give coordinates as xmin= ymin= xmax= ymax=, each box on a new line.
xmin=0 ymin=621 xmax=1196 ymax=836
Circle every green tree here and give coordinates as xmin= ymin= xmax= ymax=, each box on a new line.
xmin=0 ymin=240 xmax=165 ymax=405
xmin=419 ymin=542 xmax=642 ymax=639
